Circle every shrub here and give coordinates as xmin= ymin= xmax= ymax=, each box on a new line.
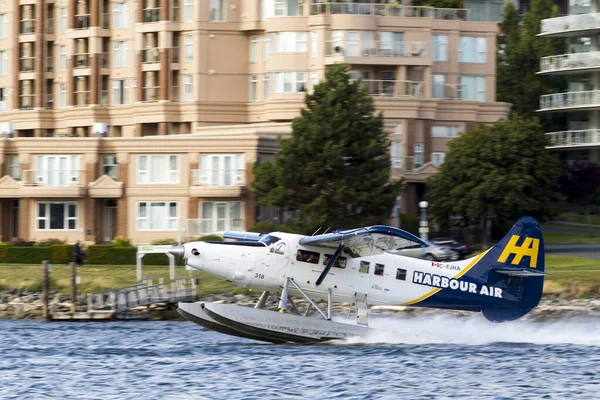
xmin=10 ymin=237 xmax=35 ymax=247
xmin=198 ymin=234 xmax=223 ymax=242
xmin=6 ymin=247 xmax=52 ymax=264
xmin=0 ymin=243 xmax=8 ymax=263
xmin=51 ymin=244 xmax=74 ymax=264
xmin=113 ymin=236 xmax=133 ymax=247
xmin=85 ymin=245 xmax=137 ymax=265
xmin=247 ymin=221 xmax=279 ymax=234
xmin=35 ymin=238 xmax=66 ymax=247
xmin=399 ymin=213 xmax=420 ymax=236
xmin=150 ymin=238 xmax=179 ymax=246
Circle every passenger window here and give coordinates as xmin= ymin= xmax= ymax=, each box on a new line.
xmin=359 ymin=261 xmax=370 ymax=274
xmin=374 ymin=263 xmax=385 ymax=276
xmin=396 ymin=268 xmax=407 ymax=281
xmin=296 ymin=249 xmax=320 ymax=264
xmin=323 ymin=254 xmax=347 ymax=269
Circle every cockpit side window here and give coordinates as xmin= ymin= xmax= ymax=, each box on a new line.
xmin=260 ymin=235 xmax=281 ymax=246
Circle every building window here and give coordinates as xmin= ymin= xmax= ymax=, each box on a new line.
xmin=198 ymin=154 xmax=245 ymax=186
xmin=459 ymin=76 xmax=486 ymax=101
xmin=184 ymin=35 xmax=193 ymax=61
xmin=113 ymin=80 xmax=128 ymax=105
xmin=396 ymin=268 xmax=407 ymax=281
xmin=59 ymin=84 xmax=66 ymax=108
xmin=0 ymin=51 xmax=6 ymax=75
xmin=394 ymin=123 xmax=403 ymax=135
xmin=379 ymin=31 xmax=404 ymax=56
xmin=432 ymin=74 xmax=446 ymax=99
xmin=37 ymin=203 xmax=78 ymax=230
xmin=391 ymin=141 xmax=402 ymax=168
xmin=136 ymin=155 xmax=180 ymax=184
xmin=102 ymin=156 xmax=118 ymax=179
xmin=432 ymin=126 xmax=460 ymax=138
xmin=273 ymin=32 xmax=309 ymax=53
xmin=60 ymin=9 xmax=67 ymax=33
xmin=310 ymin=72 xmax=317 ymax=94
xmin=137 ymin=202 xmax=179 ymax=231
xmin=359 ymin=261 xmax=370 ymax=274
xmin=346 ymin=31 xmax=360 ymax=56
xmin=431 ymin=152 xmax=446 ymax=167
xmin=459 ymin=36 xmax=486 ymax=63
xmin=183 ymin=75 xmax=193 ymax=101
xmin=201 ymin=201 xmax=243 ymax=233
xmin=264 ymin=74 xmax=270 ymax=99
xmin=264 ymin=34 xmax=271 ymax=61
xmin=210 ymin=0 xmax=226 ymax=21
xmin=113 ymin=41 xmax=129 ymax=67
xmin=249 ymin=36 xmax=258 ymax=62
xmin=273 ymin=71 xmax=307 ymax=93
xmin=8 ymin=155 xmax=19 ymax=180
xmin=60 ymin=46 xmax=67 ymax=71
xmin=184 ymin=0 xmax=193 ymax=22
xmin=35 ymin=155 xmax=80 ymax=186
xmin=0 ymin=87 xmax=6 ymax=112
xmin=414 ymin=143 xmax=424 ymax=167
xmin=310 ymin=31 xmax=317 ymax=58
xmin=249 ymin=76 xmax=257 ymax=102
xmin=432 ymin=34 xmax=448 ymax=62
xmin=113 ymin=2 xmax=129 ymax=28
xmin=0 ymin=14 xmax=7 ymax=38
xmin=263 ymin=0 xmax=301 ymax=19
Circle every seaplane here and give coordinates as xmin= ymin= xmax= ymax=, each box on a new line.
xmin=169 ymin=216 xmax=546 ymax=344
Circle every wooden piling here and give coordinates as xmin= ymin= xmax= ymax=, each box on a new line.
xmin=41 ymin=260 xmax=50 ymax=322
xmin=70 ymin=262 xmax=77 ymax=313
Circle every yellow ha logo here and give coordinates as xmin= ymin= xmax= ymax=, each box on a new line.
xmin=497 ymin=235 xmax=540 ymax=268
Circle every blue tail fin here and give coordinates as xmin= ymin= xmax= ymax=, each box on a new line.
xmin=478 ymin=216 xmax=545 ymax=322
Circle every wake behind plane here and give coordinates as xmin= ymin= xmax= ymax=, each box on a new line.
xmin=170 ymin=216 xmax=546 ymax=343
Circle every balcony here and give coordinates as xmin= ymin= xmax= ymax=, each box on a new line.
xmin=310 ymin=3 xmax=470 ymax=20
xmin=188 ymin=219 xmax=244 ymax=235
xmin=143 ymin=48 xmax=160 ymax=63
xmin=539 ymin=52 xmax=600 ymax=75
xmin=47 ymin=19 xmax=54 ymax=34
xmin=19 ymin=95 xmax=34 ymax=110
xmin=172 ymin=47 xmax=180 ymax=63
xmin=190 ymin=169 xmax=246 ymax=197
xmin=75 ymin=14 xmax=90 ymax=30
xmin=546 ymin=129 xmax=600 ymax=148
xmin=21 ymin=170 xmax=86 ymax=197
xmin=45 ymin=93 xmax=54 ymax=109
xmin=359 ymin=80 xmax=425 ymax=97
xmin=101 ymin=53 xmax=109 ymax=68
xmin=101 ymin=13 xmax=110 ymax=28
xmin=540 ymin=13 xmax=600 ymax=37
xmin=391 ymin=157 xmax=438 ymax=181
xmin=46 ymin=57 xmax=54 ymax=72
xmin=20 ymin=57 xmax=35 ymax=72
xmin=326 ymin=40 xmax=427 ymax=65
xmin=143 ymin=87 xmax=159 ymax=102
xmin=74 ymin=91 xmax=90 ymax=107
xmin=143 ymin=8 xmax=160 ymax=23
xmin=20 ymin=20 xmax=35 ymax=34
xmin=75 ymin=53 xmax=90 ymax=68
xmin=432 ymin=83 xmax=463 ymax=100
xmin=539 ymin=90 xmax=600 ymax=112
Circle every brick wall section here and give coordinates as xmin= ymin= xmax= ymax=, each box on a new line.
xmin=116 ymin=161 xmax=128 ymax=237
xmin=34 ymin=0 xmax=45 ymax=109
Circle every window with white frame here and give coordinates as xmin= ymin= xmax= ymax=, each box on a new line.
xmin=394 ymin=123 xmax=403 ymax=135
xmin=8 ymin=155 xmax=19 ymax=180
xmin=346 ymin=31 xmax=360 ymax=56
xmin=310 ymin=31 xmax=317 ymax=58
xmin=391 ymin=141 xmax=402 ymax=168
xmin=274 ymin=32 xmax=309 ymax=53
xmin=35 ymin=155 xmax=80 ymax=186
xmin=113 ymin=80 xmax=128 ymax=105
xmin=273 ymin=71 xmax=306 ymax=93
xmin=432 ymin=74 xmax=446 ymax=99
xmin=184 ymin=35 xmax=193 ymax=61
xmin=331 ymin=31 xmax=343 ymax=54
xmin=262 ymin=0 xmax=301 ymax=19
xmin=459 ymin=36 xmax=486 ymax=63
xmin=431 ymin=152 xmax=446 ymax=167
xmin=431 ymin=34 xmax=448 ymax=61
xmin=0 ymin=87 xmax=6 ymax=112
xmin=113 ymin=2 xmax=129 ymax=28
xmin=0 ymin=14 xmax=6 ymax=38
xmin=264 ymin=74 xmax=270 ymax=99
xmin=102 ymin=155 xmax=118 ymax=179
xmin=459 ymin=76 xmax=486 ymax=101
xmin=0 ymin=51 xmax=6 ymax=75
xmin=310 ymin=72 xmax=318 ymax=94
xmin=249 ymin=76 xmax=257 ymax=101
xmin=136 ymin=155 xmax=180 ymax=184
xmin=264 ymin=34 xmax=271 ymax=61
xmin=113 ymin=41 xmax=129 ymax=67
xmin=414 ymin=143 xmax=424 ymax=167
xmin=210 ymin=0 xmax=226 ymax=21
xmin=184 ymin=75 xmax=193 ymax=101
xmin=59 ymin=84 xmax=66 ymax=108
xmin=197 ymin=154 xmax=245 ymax=186
xmin=432 ymin=126 xmax=461 ymax=138
xmin=363 ymin=31 xmax=375 ymax=55
xmin=184 ymin=0 xmax=193 ymax=22
xmin=379 ymin=31 xmax=404 ymax=56
xmin=60 ymin=9 xmax=67 ymax=33
xmin=137 ymin=202 xmax=179 ymax=230
xmin=60 ymin=46 xmax=67 ymax=71
xmin=201 ymin=201 xmax=243 ymax=233
xmin=249 ymin=36 xmax=258 ymax=62
xmin=37 ymin=202 xmax=78 ymax=230
xmin=131 ymin=80 xmax=137 ymax=102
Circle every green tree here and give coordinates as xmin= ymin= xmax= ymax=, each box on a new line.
xmin=497 ymin=0 xmax=566 ymax=130
xmin=558 ymin=162 xmax=600 ymax=234
xmin=252 ymin=64 xmax=401 ymax=232
xmin=426 ymin=115 xmax=562 ymax=246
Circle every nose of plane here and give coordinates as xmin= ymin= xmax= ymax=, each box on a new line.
xmin=169 ymin=245 xmax=185 ymax=258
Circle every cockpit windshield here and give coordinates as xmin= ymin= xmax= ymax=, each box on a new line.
xmin=259 ymin=235 xmax=281 ymax=246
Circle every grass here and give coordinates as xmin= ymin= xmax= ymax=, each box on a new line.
xmin=555 ymin=212 xmax=600 ymax=226
xmin=543 ymin=231 xmax=600 ymax=244
xmin=544 ymin=255 xmax=600 ymax=298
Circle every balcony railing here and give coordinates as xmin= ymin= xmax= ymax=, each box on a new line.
xmin=172 ymin=85 xmax=180 ymax=101
xmin=22 ymin=170 xmax=83 ymax=187
xmin=539 ymin=90 xmax=600 ymax=111
xmin=144 ymin=8 xmax=160 ymax=23
xmin=101 ymin=90 xmax=109 ymax=106
xmin=546 ymin=129 xmax=600 ymax=147
xmin=172 ymin=46 xmax=180 ymax=63
xmin=189 ymin=219 xmax=244 ymax=235
xmin=19 ymin=95 xmax=34 ymax=110
xmin=46 ymin=57 xmax=54 ymax=72
xmin=311 ymin=3 xmax=470 ymax=20
xmin=432 ymin=83 xmax=464 ymax=100
xmin=47 ymin=19 xmax=54 ymax=34
xmin=191 ymin=169 xmax=246 ymax=186
xmin=101 ymin=52 xmax=109 ymax=68
xmin=143 ymin=87 xmax=160 ymax=102
xmin=172 ymin=6 xmax=180 ymax=21
xmin=540 ymin=13 xmax=600 ymax=36
xmin=143 ymin=48 xmax=160 ymax=63
xmin=20 ymin=20 xmax=35 ymax=34
xmin=359 ymin=80 xmax=425 ymax=97
xmin=326 ymin=40 xmax=427 ymax=58
xmin=391 ymin=156 xmax=430 ymax=172
xmin=101 ymin=13 xmax=110 ymax=28
xmin=20 ymin=57 xmax=35 ymax=72
xmin=75 ymin=14 xmax=90 ymax=30
xmin=74 ymin=91 xmax=90 ymax=107
xmin=75 ymin=53 xmax=90 ymax=68
xmin=540 ymin=51 xmax=600 ymax=74
xmin=45 ymin=93 xmax=54 ymax=109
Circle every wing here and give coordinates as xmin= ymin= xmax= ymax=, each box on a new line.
xmin=223 ymin=231 xmax=263 ymax=242
xmin=299 ymin=225 xmax=426 ymax=256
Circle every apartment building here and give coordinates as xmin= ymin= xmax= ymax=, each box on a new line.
xmin=0 ymin=0 xmax=509 ymax=243
xmin=538 ymin=0 xmax=600 ymax=163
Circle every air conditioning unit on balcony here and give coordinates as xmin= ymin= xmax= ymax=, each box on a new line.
xmin=0 ymin=122 xmax=14 ymax=138
xmin=92 ymin=122 xmax=109 ymax=137
xmin=334 ymin=46 xmax=343 ymax=55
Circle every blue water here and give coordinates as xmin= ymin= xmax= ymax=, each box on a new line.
xmin=2 ymin=315 xmax=600 ymax=399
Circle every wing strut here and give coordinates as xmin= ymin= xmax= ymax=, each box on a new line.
xmin=315 ymin=244 xmax=344 ymax=286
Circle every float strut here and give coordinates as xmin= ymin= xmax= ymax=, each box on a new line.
xmin=254 ymin=291 xmax=270 ymax=309
xmin=277 ymin=278 xmax=289 ymax=312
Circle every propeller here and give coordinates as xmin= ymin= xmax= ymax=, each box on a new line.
xmin=315 ymin=244 xmax=344 ymax=286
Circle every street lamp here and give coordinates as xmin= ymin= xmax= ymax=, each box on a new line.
xmin=419 ymin=201 xmax=429 ymax=241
